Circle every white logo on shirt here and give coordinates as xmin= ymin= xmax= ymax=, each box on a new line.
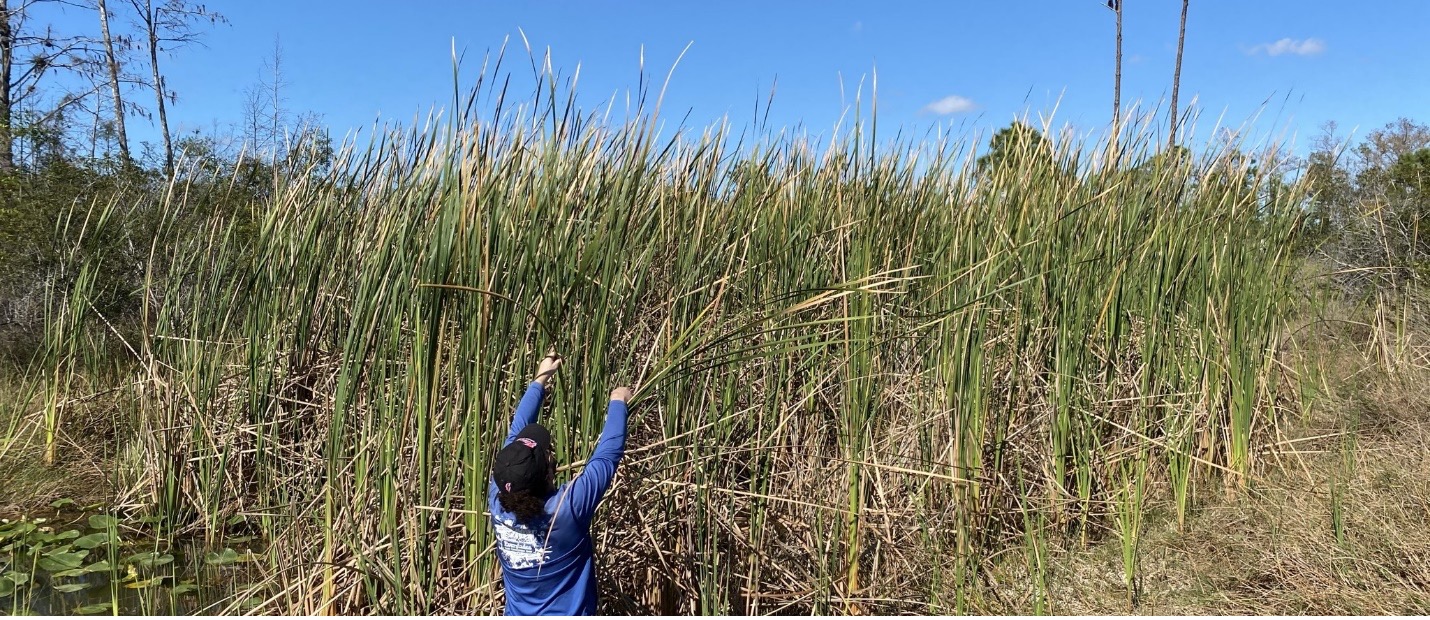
xmin=494 ymin=518 xmax=551 ymax=570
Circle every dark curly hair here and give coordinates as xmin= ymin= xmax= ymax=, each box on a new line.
xmin=497 ymin=489 xmax=551 ymax=526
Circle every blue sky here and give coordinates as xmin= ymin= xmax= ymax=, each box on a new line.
xmin=40 ymin=1 xmax=1430 ymax=157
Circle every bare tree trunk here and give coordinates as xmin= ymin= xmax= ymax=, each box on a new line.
xmin=0 ymin=0 xmax=14 ymax=172
xmin=266 ymin=37 xmax=285 ymax=187
xmin=1169 ymin=0 xmax=1188 ymax=149
xmin=140 ymin=0 xmax=173 ymax=174
xmin=96 ymin=0 xmax=129 ymax=162
xmin=269 ymin=38 xmax=283 ymax=159
xmin=151 ymin=53 xmax=171 ymax=173
xmin=1112 ymin=0 xmax=1123 ymax=160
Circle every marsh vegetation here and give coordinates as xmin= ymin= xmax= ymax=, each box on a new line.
xmin=2 ymin=61 xmax=1428 ymax=614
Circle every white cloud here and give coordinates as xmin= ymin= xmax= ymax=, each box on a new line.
xmin=1250 ymin=37 xmax=1326 ymax=56
xmin=921 ymin=94 xmax=977 ymax=115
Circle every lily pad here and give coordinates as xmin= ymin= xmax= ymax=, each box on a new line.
xmin=124 ymin=577 xmax=163 ymax=589
xmin=39 ymin=543 xmax=74 ymax=557
xmin=87 ymin=515 xmax=117 ymax=531
xmin=205 ymin=547 xmax=240 ymax=566
xmin=53 ymin=582 xmax=92 ymax=593
xmin=37 ymin=550 xmax=89 ymax=572
xmin=2 ymin=570 xmax=30 ymax=585
xmin=34 ymin=529 xmax=80 ymax=544
xmin=75 ymin=602 xmax=114 ymax=615
xmin=51 ymin=559 xmax=111 ymax=578
xmin=121 ymin=551 xmax=174 ymax=567
xmin=41 ymin=545 xmax=75 ymax=557
xmin=0 ymin=521 xmax=37 ymax=541
xmin=49 ymin=498 xmax=76 ymax=509
xmin=0 ymin=577 xmax=16 ymax=597
xmin=43 ymin=543 xmax=83 ymax=555
xmin=172 ymin=582 xmax=199 ymax=596
xmin=73 ymin=533 xmax=110 ymax=550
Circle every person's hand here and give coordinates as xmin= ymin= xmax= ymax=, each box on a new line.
xmin=609 ymin=386 xmax=634 ymax=403
xmin=534 ymin=351 xmax=562 ymax=385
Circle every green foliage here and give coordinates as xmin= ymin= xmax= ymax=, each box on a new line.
xmin=1310 ymin=118 xmax=1430 ymax=299
xmin=1387 ymin=148 xmax=1430 ymax=198
xmin=976 ymin=121 xmax=1063 ymax=177
xmin=1303 ymin=148 xmax=1354 ymax=244
xmin=0 ymin=132 xmax=295 ymax=368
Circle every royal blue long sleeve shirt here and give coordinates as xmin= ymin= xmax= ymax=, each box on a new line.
xmin=489 ymin=381 xmax=629 ymax=616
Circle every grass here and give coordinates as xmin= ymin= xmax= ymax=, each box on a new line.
xmin=1041 ymin=287 xmax=1430 ymax=615
xmin=8 ymin=55 xmax=1398 ymax=614
xmin=0 ymin=373 xmax=119 ymax=519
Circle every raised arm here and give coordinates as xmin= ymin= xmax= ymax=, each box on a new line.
xmin=565 ymin=387 xmax=631 ymax=525
xmin=502 ymin=352 xmax=562 ymax=447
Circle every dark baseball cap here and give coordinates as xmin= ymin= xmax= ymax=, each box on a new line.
xmin=492 ymin=423 xmax=553 ymax=494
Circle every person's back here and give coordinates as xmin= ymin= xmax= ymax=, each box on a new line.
xmin=488 ymin=352 xmax=630 ymax=616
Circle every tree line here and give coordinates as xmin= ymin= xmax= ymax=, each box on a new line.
xmin=1 ymin=0 xmax=224 ymax=172
xmin=0 ymin=1 xmax=339 ymax=364
xmin=1303 ymin=119 xmax=1430 ymax=298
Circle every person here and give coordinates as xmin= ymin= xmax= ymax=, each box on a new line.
xmin=489 ymin=351 xmax=632 ymax=616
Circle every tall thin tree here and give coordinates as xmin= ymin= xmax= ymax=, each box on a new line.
xmin=1106 ymin=0 xmax=1124 ymax=161
xmin=1169 ymin=0 xmax=1188 ymax=149
xmin=95 ymin=0 xmax=129 ymax=162
xmin=0 ymin=0 xmax=14 ymax=171
xmin=127 ymin=0 xmax=224 ymax=175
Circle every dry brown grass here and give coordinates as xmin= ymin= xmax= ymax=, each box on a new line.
xmin=1032 ymin=288 xmax=1430 ymax=615
xmin=0 ymin=378 xmax=119 ymax=518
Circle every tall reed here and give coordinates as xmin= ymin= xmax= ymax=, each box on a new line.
xmin=36 ymin=56 xmax=1303 ymax=613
